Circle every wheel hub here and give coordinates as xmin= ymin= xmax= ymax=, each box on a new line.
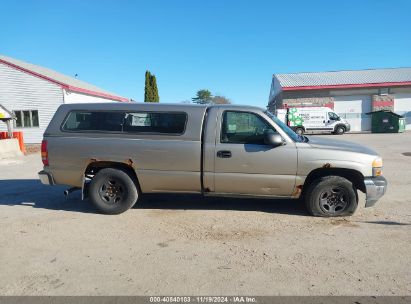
xmin=98 ymin=178 xmax=124 ymax=204
xmin=319 ymin=186 xmax=348 ymax=214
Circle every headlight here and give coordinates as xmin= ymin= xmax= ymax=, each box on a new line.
xmin=372 ymin=157 xmax=383 ymax=176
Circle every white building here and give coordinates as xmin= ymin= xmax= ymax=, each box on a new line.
xmin=268 ymin=68 xmax=411 ymax=131
xmin=0 ymin=55 xmax=129 ymax=144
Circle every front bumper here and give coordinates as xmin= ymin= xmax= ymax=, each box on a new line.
xmin=38 ymin=170 xmax=55 ymax=185
xmin=364 ymin=176 xmax=387 ymax=207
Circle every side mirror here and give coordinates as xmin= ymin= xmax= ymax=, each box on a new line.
xmin=264 ymin=132 xmax=285 ymax=147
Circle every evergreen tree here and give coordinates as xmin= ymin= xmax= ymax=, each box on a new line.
xmin=144 ymin=71 xmax=151 ymax=102
xmin=192 ymin=89 xmax=213 ymax=104
xmin=144 ymin=71 xmax=160 ymax=102
xmin=151 ymin=74 xmax=160 ymax=102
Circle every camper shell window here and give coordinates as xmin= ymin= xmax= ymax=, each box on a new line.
xmin=62 ymin=111 xmax=187 ymax=135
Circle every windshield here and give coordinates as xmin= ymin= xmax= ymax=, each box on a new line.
xmin=264 ymin=110 xmax=304 ymax=143
xmin=328 ymin=112 xmax=340 ymax=121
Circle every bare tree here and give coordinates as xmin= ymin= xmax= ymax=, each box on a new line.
xmin=212 ymin=95 xmax=231 ymax=104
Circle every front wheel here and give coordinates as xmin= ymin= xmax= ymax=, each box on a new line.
xmin=89 ymin=168 xmax=139 ymax=214
xmin=333 ymin=125 xmax=346 ymax=135
xmin=295 ymin=127 xmax=304 ymax=136
xmin=305 ymin=176 xmax=358 ymax=217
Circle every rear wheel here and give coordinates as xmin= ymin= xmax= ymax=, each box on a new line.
xmin=295 ymin=127 xmax=304 ymax=136
xmin=305 ymin=176 xmax=358 ymax=217
xmin=89 ymin=168 xmax=138 ymax=214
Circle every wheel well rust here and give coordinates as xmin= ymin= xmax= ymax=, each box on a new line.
xmin=301 ymin=168 xmax=366 ymax=197
xmin=84 ymin=160 xmax=141 ymax=192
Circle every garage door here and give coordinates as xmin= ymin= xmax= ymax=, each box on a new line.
xmin=333 ymin=95 xmax=372 ymax=132
xmin=394 ymin=93 xmax=411 ymax=130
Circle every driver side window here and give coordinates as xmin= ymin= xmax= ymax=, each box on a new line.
xmin=328 ymin=112 xmax=339 ymax=120
xmin=221 ymin=111 xmax=277 ymax=144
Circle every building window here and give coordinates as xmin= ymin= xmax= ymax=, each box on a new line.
xmin=378 ymin=88 xmax=390 ymax=96
xmin=13 ymin=110 xmax=40 ymax=128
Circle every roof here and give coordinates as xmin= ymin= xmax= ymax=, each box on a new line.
xmin=274 ymin=67 xmax=411 ymax=91
xmin=58 ymin=102 xmax=264 ymax=112
xmin=0 ymin=55 xmax=129 ymax=102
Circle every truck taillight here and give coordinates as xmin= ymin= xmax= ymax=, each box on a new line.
xmin=41 ymin=140 xmax=49 ymax=166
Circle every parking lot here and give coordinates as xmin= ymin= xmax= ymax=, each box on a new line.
xmin=0 ymin=132 xmax=410 ymax=296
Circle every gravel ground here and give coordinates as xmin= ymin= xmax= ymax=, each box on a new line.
xmin=0 ymin=132 xmax=410 ymax=295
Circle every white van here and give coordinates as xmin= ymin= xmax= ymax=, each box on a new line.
xmin=276 ymin=107 xmax=351 ymax=135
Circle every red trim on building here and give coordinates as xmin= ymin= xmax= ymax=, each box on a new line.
xmin=282 ymin=81 xmax=411 ymax=91
xmin=65 ymin=85 xmax=129 ymax=102
xmin=0 ymin=59 xmax=69 ymax=88
xmin=372 ymin=100 xmax=394 ymax=107
xmin=0 ymin=58 xmax=129 ymax=102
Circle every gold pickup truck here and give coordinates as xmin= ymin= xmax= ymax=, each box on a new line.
xmin=39 ymin=103 xmax=387 ymax=216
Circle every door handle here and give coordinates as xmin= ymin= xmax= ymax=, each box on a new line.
xmin=217 ymin=150 xmax=232 ymax=158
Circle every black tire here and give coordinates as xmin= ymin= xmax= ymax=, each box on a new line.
xmin=295 ymin=127 xmax=304 ymax=136
xmin=305 ymin=176 xmax=358 ymax=217
xmin=89 ymin=168 xmax=138 ymax=214
xmin=333 ymin=125 xmax=346 ymax=135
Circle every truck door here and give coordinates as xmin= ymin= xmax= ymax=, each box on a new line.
xmin=326 ymin=111 xmax=340 ymax=130
xmin=213 ymin=109 xmax=297 ymax=197
xmin=314 ymin=110 xmax=334 ymax=131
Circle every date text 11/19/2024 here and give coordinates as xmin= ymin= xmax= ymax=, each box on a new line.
xmin=149 ymin=296 xmax=257 ymax=303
